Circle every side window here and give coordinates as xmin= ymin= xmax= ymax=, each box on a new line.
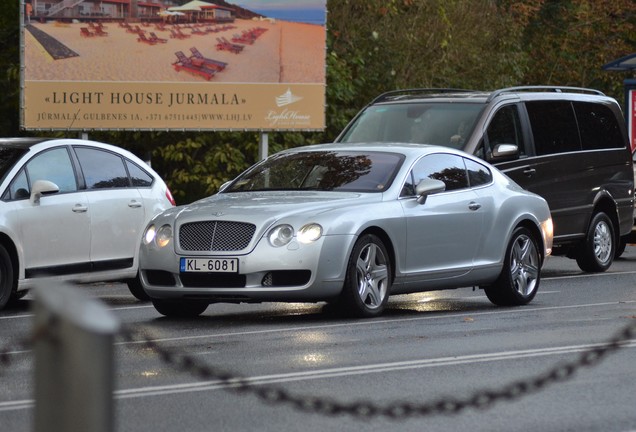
xmin=485 ymin=104 xmax=526 ymax=156
xmin=464 ymin=158 xmax=492 ymax=187
xmin=126 ymin=160 xmax=154 ymax=187
xmin=5 ymin=169 xmax=30 ymax=200
xmin=75 ymin=147 xmax=130 ymax=189
xmin=526 ymin=100 xmax=581 ymax=155
xmin=26 ymin=147 xmax=78 ymax=193
xmin=401 ymin=153 xmax=469 ymax=197
xmin=573 ymin=102 xmax=625 ymax=150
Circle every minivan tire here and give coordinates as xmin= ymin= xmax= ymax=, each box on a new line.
xmin=576 ymin=212 xmax=614 ymax=272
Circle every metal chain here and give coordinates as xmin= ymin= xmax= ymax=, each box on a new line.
xmin=117 ymin=317 xmax=636 ymax=419
xmin=1 ymin=316 xmax=634 ymax=418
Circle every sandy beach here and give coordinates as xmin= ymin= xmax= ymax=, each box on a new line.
xmin=24 ymin=18 xmax=326 ymax=84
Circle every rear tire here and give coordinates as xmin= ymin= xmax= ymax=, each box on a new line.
xmin=484 ymin=227 xmax=540 ymax=306
xmin=152 ymin=299 xmax=208 ymax=317
xmin=336 ymin=234 xmax=391 ymax=317
xmin=576 ymin=212 xmax=614 ymax=272
xmin=0 ymin=244 xmax=15 ymax=311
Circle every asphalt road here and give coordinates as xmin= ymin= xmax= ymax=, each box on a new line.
xmin=1 ymin=248 xmax=636 ymax=432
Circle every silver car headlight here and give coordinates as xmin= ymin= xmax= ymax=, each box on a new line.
xmin=297 ymin=223 xmax=323 ymax=244
xmin=268 ymin=224 xmax=294 ymax=247
xmin=155 ymin=225 xmax=173 ymax=248
xmin=145 ymin=224 xmax=173 ymax=248
xmin=143 ymin=225 xmax=157 ymax=245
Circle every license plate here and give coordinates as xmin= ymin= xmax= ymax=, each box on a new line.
xmin=180 ymin=257 xmax=239 ymax=273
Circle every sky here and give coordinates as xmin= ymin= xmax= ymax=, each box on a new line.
xmin=235 ymin=1 xmax=326 ymax=10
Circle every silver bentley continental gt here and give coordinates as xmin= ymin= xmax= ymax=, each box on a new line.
xmin=139 ymin=143 xmax=553 ymax=318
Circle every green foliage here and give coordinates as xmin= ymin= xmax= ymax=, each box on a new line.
xmin=1 ymin=0 xmax=634 ymax=203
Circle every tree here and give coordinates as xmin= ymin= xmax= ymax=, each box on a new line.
xmin=0 ymin=0 xmax=634 ymax=203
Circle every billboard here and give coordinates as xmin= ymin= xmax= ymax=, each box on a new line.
xmin=20 ymin=0 xmax=326 ymax=131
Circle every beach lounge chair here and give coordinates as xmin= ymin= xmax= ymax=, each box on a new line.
xmin=80 ymin=27 xmax=95 ymax=37
xmin=189 ymin=47 xmax=228 ymax=71
xmin=231 ymin=33 xmax=254 ymax=45
xmin=175 ymin=27 xmax=191 ymax=39
xmin=149 ymin=32 xmax=168 ymax=43
xmin=172 ymin=51 xmax=216 ymax=81
xmin=137 ymin=32 xmax=157 ymax=45
xmin=170 ymin=28 xmax=190 ymax=39
xmin=93 ymin=25 xmax=108 ymax=36
xmin=127 ymin=25 xmax=143 ymax=34
xmin=216 ymin=37 xmax=243 ymax=54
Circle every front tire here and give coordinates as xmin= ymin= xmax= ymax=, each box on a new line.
xmin=337 ymin=234 xmax=391 ymax=317
xmin=127 ymin=273 xmax=150 ymax=301
xmin=152 ymin=299 xmax=208 ymax=318
xmin=576 ymin=212 xmax=614 ymax=272
xmin=485 ymin=227 xmax=540 ymax=306
xmin=0 ymin=244 xmax=15 ymax=311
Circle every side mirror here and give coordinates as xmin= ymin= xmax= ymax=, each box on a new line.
xmin=30 ymin=180 xmax=60 ymax=205
xmin=415 ymin=178 xmax=446 ymax=204
xmin=492 ymin=144 xmax=519 ymax=159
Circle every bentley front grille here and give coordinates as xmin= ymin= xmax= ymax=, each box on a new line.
xmin=179 ymin=221 xmax=256 ymax=251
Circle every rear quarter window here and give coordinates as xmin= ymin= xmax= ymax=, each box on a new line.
xmin=573 ymin=101 xmax=625 ymax=150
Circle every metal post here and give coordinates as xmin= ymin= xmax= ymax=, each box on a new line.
xmin=259 ymin=132 xmax=268 ymax=160
xmin=33 ymin=283 xmax=120 ymax=432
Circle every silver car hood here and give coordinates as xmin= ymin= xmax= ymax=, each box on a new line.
xmin=173 ymin=191 xmax=380 ymax=226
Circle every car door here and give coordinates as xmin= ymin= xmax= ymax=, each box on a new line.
xmin=74 ymin=146 xmax=145 ymax=270
xmin=11 ymin=147 xmax=91 ymax=276
xmin=399 ymin=153 xmax=486 ymax=278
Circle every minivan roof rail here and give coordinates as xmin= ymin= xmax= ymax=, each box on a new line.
xmin=487 ymin=86 xmax=605 ymax=102
xmin=370 ymin=88 xmax=478 ymax=104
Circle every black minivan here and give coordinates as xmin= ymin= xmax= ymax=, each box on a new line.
xmin=335 ymin=86 xmax=634 ymax=272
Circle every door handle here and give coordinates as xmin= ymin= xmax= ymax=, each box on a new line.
xmin=523 ymin=168 xmax=536 ymax=176
xmin=72 ymin=204 xmax=88 ymax=213
xmin=468 ymin=202 xmax=481 ymax=211
xmin=128 ymin=200 xmax=143 ymax=208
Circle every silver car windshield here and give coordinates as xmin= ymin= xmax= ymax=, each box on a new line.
xmin=226 ymin=151 xmax=405 ymax=193
xmin=339 ymin=102 xmax=484 ymax=149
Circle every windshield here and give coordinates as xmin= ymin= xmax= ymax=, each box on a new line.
xmin=225 ymin=151 xmax=405 ymax=193
xmin=339 ymin=102 xmax=484 ymax=149
xmin=0 ymin=147 xmax=28 ymax=183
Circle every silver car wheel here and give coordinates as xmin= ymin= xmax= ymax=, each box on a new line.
xmin=593 ymin=220 xmax=612 ymax=265
xmin=485 ymin=227 xmax=541 ymax=306
xmin=355 ymin=242 xmax=389 ymax=309
xmin=339 ymin=234 xmax=392 ymax=317
xmin=510 ymin=233 xmax=539 ymax=298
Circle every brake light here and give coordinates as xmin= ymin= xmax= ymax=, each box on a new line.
xmin=165 ymin=187 xmax=176 ymax=206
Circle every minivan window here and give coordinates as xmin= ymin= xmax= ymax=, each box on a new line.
xmin=340 ymin=103 xmax=483 ymax=148
xmin=573 ymin=101 xmax=625 ymax=150
xmin=526 ymin=101 xmax=580 ymax=155
xmin=484 ymin=104 xmax=526 ymax=157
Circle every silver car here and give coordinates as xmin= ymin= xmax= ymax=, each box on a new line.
xmin=0 ymin=138 xmax=175 ymax=310
xmin=139 ymin=143 xmax=553 ymax=318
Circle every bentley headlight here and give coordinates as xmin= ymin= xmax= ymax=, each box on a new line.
xmin=268 ymin=224 xmax=294 ymax=247
xmin=297 ymin=223 xmax=323 ymax=244
xmin=156 ymin=224 xmax=173 ymax=248
xmin=143 ymin=225 xmax=156 ymax=245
